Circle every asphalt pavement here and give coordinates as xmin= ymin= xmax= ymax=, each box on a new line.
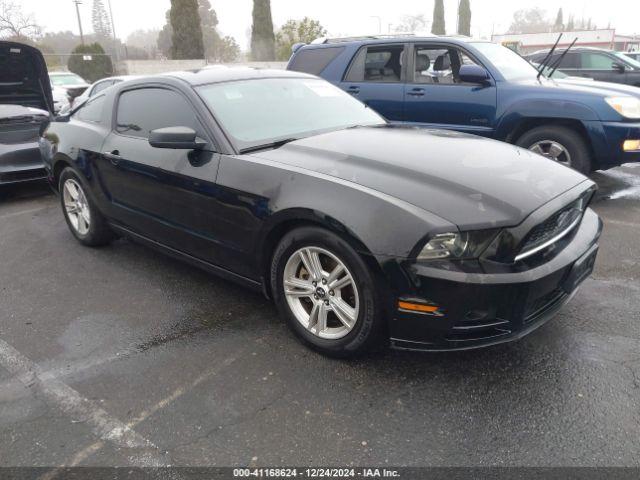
xmin=0 ymin=165 xmax=639 ymax=468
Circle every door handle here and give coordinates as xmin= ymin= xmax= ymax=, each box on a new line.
xmin=104 ymin=150 xmax=122 ymax=165
xmin=347 ymin=86 xmax=360 ymax=95
xmin=407 ymin=88 xmax=425 ymax=97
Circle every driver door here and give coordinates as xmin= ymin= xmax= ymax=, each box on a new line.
xmin=402 ymin=44 xmax=497 ymax=136
xmin=95 ymin=86 xmax=225 ymax=265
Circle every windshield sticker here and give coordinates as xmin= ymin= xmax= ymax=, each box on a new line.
xmin=224 ymin=89 xmax=243 ymax=100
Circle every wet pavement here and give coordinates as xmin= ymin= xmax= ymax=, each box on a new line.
xmin=0 ymin=165 xmax=639 ymax=468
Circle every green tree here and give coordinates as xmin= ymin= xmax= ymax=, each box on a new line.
xmin=67 ymin=42 xmax=113 ymax=82
xmin=250 ymin=0 xmax=275 ymax=61
xmin=566 ymin=15 xmax=575 ymax=31
xmin=553 ymin=8 xmax=564 ymax=32
xmin=508 ymin=8 xmax=551 ymax=34
xmin=457 ymin=0 xmax=471 ymax=36
xmin=213 ymin=35 xmax=240 ymax=62
xmin=169 ymin=0 xmax=204 ymax=59
xmin=199 ymin=0 xmax=220 ymax=59
xmin=91 ymin=0 xmax=111 ymax=39
xmin=275 ymin=17 xmax=326 ymax=61
xmin=431 ymin=0 xmax=445 ymax=35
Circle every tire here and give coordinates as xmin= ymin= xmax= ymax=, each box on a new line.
xmin=516 ymin=125 xmax=592 ymax=175
xmin=59 ymin=168 xmax=114 ymax=246
xmin=270 ymin=226 xmax=385 ymax=358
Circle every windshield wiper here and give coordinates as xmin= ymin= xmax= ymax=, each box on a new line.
xmin=547 ymin=37 xmax=578 ymax=79
xmin=536 ymin=33 xmax=562 ymax=80
xmin=239 ymin=137 xmax=298 ymax=154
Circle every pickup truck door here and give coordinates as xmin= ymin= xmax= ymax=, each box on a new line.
xmin=338 ymin=43 xmax=407 ymax=122
xmin=402 ymin=44 xmax=497 ymax=137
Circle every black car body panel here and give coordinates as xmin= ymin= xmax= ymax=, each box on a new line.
xmin=0 ymin=41 xmax=52 ymax=184
xmin=40 ymin=68 xmax=602 ymax=351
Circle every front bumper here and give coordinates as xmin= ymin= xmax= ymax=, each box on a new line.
xmin=598 ymin=121 xmax=640 ymax=167
xmin=388 ymin=209 xmax=603 ymax=351
xmin=0 ymin=141 xmax=47 ymax=185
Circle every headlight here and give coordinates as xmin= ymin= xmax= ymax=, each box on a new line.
xmin=605 ymin=96 xmax=640 ymax=119
xmin=417 ymin=230 xmax=499 ymax=261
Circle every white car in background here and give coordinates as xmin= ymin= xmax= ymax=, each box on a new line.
xmin=49 ymin=71 xmax=89 ymax=113
xmin=58 ymin=75 xmax=139 ymax=115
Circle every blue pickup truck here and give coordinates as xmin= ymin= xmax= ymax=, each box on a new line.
xmin=287 ymin=36 xmax=640 ymax=174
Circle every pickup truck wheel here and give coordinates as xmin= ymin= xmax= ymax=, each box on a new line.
xmin=516 ymin=126 xmax=592 ymax=175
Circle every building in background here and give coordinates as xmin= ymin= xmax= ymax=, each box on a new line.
xmin=492 ymin=29 xmax=640 ymax=54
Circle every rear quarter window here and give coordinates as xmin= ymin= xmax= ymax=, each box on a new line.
xmin=288 ymin=46 xmax=345 ymax=75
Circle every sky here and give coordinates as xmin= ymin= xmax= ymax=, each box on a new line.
xmin=18 ymin=0 xmax=640 ymax=51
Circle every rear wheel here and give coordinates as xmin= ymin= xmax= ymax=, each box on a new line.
xmin=59 ymin=168 xmax=114 ymax=246
xmin=271 ymin=227 xmax=385 ymax=357
xmin=516 ymin=125 xmax=592 ymax=175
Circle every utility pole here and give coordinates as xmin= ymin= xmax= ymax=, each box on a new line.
xmin=106 ymin=0 xmax=118 ymax=61
xmin=73 ymin=0 xmax=84 ymax=45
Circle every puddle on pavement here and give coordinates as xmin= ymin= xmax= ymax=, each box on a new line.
xmin=136 ymin=297 xmax=272 ymax=352
xmin=592 ymin=164 xmax=640 ymax=201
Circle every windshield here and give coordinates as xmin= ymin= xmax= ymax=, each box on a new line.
xmin=615 ymin=52 xmax=640 ymax=69
xmin=197 ymin=78 xmax=385 ymax=151
xmin=530 ymin=63 xmax=568 ymax=79
xmin=471 ymin=42 xmax=539 ymax=80
xmin=50 ymin=74 xmax=85 ymax=86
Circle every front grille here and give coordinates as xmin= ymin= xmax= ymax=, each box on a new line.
xmin=446 ymin=312 xmax=512 ymax=343
xmin=517 ymin=201 xmax=583 ymax=261
xmin=0 ymin=168 xmax=47 ymax=184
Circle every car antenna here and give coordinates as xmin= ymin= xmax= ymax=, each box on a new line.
xmin=547 ymin=38 xmax=578 ymax=79
xmin=536 ymin=33 xmax=563 ymax=80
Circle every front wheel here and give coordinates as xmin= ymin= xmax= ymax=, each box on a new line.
xmin=271 ymin=227 xmax=385 ymax=357
xmin=516 ymin=125 xmax=592 ymax=175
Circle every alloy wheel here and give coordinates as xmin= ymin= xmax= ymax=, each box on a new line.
xmin=63 ymin=178 xmax=91 ymax=235
xmin=283 ymin=247 xmax=360 ymax=340
xmin=529 ymin=140 xmax=572 ymax=166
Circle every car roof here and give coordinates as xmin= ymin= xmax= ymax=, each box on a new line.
xmin=528 ymin=46 xmax=614 ymax=55
xmin=159 ymin=66 xmax=316 ymax=86
xmin=302 ymin=35 xmax=484 ymax=49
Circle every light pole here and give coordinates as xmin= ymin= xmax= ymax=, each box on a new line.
xmin=73 ymin=0 xmax=84 ymax=45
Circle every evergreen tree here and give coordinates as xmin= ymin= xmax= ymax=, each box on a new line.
xmin=250 ymin=0 xmax=275 ymax=61
xmin=566 ymin=15 xmax=575 ymax=31
xmin=91 ymin=0 xmax=112 ymax=39
xmin=457 ymin=0 xmax=471 ymax=36
xmin=553 ymin=8 xmax=563 ymax=32
xmin=169 ymin=0 xmax=204 ymax=59
xmin=431 ymin=0 xmax=446 ymax=35
xmin=68 ymin=42 xmax=113 ymax=82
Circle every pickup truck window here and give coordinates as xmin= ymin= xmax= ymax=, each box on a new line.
xmin=345 ymin=45 xmax=404 ymax=83
xmin=581 ymin=52 xmax=616 ymax=69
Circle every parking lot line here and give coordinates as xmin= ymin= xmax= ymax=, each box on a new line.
xmin=0 ymin=337 xmax=167 ymax=467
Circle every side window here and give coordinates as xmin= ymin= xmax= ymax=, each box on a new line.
xmin=551 ymin=52 xmax=579 ymax=69
xmin=288 ymin=46 xmax=345 ymax=75
xmin=581 ymin=52 xmax=615 ymax=69
xmin=74 ymin=95 xmax=105 ymax=123
xmin=345 ymin=45 xmax=404 ymax=83
xmin=92 ymin=80 xmax=113 ymax=95
xmin=115 ymin=88 xmax=204 ymax=139
xmin=413 ymin=46 xmax=476 ymax=85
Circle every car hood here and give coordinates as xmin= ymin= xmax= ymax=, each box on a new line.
xmin=556 ymin=78 xmax=640 ymax=98
xmin=250 ymin=126 xmax=590 ymax=229
xmin=0 ymin=41 xmax=53 ymax=113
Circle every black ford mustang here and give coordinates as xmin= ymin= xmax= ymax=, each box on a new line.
xmin=40 ymin=68 xmax=602 ymax=356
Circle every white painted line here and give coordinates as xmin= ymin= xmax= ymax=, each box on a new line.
xmin=0 ymin=337 xmax=167 ymax=467
xmin=0 ymin=206 xmax=48 ymax=220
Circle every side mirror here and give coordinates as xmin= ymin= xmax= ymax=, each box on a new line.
xmin=613 ymin=62 xmax=626 ymax=73
xmin=459 ymin=64 xmax=491 ymax=84
xmin=149 ymin=126 xmax=206 ymax=150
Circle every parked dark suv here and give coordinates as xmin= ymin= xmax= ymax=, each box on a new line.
xmin=526 ymin=47 xmax=640 ymax=86
xmin=287 ymin=36 xmax=640 ymax=174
